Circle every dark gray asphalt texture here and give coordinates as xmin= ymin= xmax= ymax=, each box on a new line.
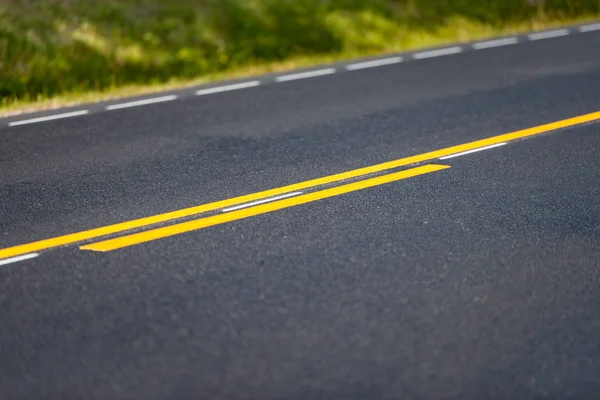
xmin=1 ymin=31 xmax=600 ymax=399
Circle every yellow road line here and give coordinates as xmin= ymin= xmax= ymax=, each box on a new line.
xmin=81 ymin=164 xmax=450 ymax=252
xmin=1 ymin=110 xmax=599 ymax=259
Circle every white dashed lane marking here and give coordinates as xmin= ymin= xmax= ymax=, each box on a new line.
xmin=222 ymin=192 xmax=303 ymax=212
xmin=8 ymin=110 xmax=89 ymax=126
xmin=275 ymin=68 xmax=336 ymax=82
xmin=0 ymin=253 xmax=39 ymax=266
xmin=579 ymin=23 xmax=600 ymax=32
xmin=196 ymin=81 xmax=261 ymax=96
xmin=346 ymin=57 xmax=404 ymax=71
xmin=413 ymin=46 xmax=463 ymax=60
xmin=106 ymin=95 xmax=178 ymax=110
xmin=473 ymin=37 xmax=519 ymax=50
xmin=4 ymin=21 xmax=599 ymax=128
xmin=439 ymin=143 xmax=507 ymax=160
xmin=528 ymin=29 xmax=570 ymax=41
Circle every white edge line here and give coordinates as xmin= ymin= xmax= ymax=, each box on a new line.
xmin=528 ymin=29 xmax=570 ymax=40
xmin=0 ymin=253 xmax=39 ymax=266
xmin=106 ymin=95 xmax=177 ymax=110
xmin=346 ymin=57 xmax=404 ymax=71
xmin=196 ymin=81 xmax=261 ymax=96
xmin=222 ymin=192 xmax=303 ymax=212
xmin=473 ymin=37 xmax=519 ymax=50
xmin=439 ymin=142 xmax=507 ymax=160
xmin=9 ymin=110 xmax=89 ymax=127
xmin=579 ymin=22 xmax=600 ymax=32
xmin=413 ymin=46 xmax=463 ymax=60
xmin=276 ymin=68 xmax=336 ymax=82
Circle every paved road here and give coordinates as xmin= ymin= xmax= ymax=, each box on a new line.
xmin=1 ymin=27 xmax=600 ymax=399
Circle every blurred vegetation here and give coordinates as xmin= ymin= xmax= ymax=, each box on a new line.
xmin=1 ymin=0 xmax=599 ymax=109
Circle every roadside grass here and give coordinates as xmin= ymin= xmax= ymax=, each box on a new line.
xmin=1 ymin=0 xmax=599 ymax=116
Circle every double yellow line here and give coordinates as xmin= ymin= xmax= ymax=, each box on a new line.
xmin=1 ymin=110 xmax=599 ymax=258
xmin=82 ymin=164 xmax=449 ymax=251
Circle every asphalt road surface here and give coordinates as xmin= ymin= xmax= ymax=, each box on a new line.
xmin=1 ymin=26 xmax=600 ymax=399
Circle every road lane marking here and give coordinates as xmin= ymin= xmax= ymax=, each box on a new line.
xmin=1 ymin=110 xmax=600 ymax=260
xmin=81 ymin=165 xmax=449 ymax=252
xmin=195 ymin=81 xmax=261 ymax=96
xmin=528 ymin=29 xmax=570 ymax=41
xmin=473 ymin=37 xmax=519 ymax=50
xmin=439 ymin=143 xmax=507 ymax=160
xmin=106 ymin=95 xmax=178 ymax=110
xmin=8 ymin=110 xmax=90 ymax=127
xmin=276 ymin=68 xmax=336 ymax=82
xmin=222 ymin=192 xmax=303 ymax=212
xmin=579 ymin=23 xmax=600 ymax=32
xmin=3 ymin=21 xmax=597 ymax=129
xmin=413 ymin=47 xmax=463 ymax=60
xmin=0 ymin=253 xmax=39 ymax=266
xmin=346 ymin=57 xmax=404 ymax=71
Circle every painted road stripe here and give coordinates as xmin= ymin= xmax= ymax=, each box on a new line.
xmin=196 ymin=81 xmax=261 ymax=96
xmin=81 ymin=165 xmax=449 ymax=252
xmin=276 ymin=68 xmax=336 ymax=82
xmin=579 ymin=22 xmax=600 ymax=32
xmin=222 ymin=192 xmax=303 ymax=212
xmin=439 ymin=142 xmax=507 ymax=160
xmin=9 ymin=110 xmax=89 ymax=127
xmin=473 ymin=37 xmax=519 ymax=50
xmin=528 ymin=29 xmax=570 ymax=41
xmin=413 ymin=47 xmax=463 ymax=60
xmin=1 ymin=110 xmax=600 ymax=260
xmin=0 ymin=253 xmax=39 ymax=266
xmin=106 ymin=95 xmax=177 ymax=110
xmin=346 ymin=57 xmax=404 ymax=71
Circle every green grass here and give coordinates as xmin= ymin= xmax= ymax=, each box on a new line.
xmin=1 ymin=0 xmax=599 ymax=115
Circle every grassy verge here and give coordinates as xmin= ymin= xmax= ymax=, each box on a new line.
xmin=1 ymin=0 xmax=599 ymax=116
